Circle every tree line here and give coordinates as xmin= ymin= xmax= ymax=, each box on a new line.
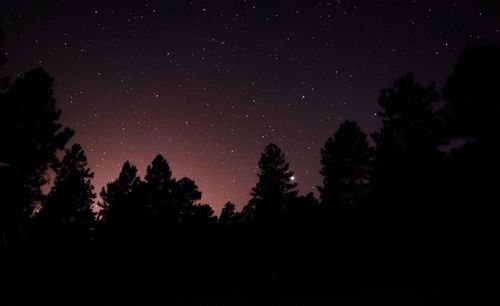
xmin=1 ymin=29 xmax=498 ymax=304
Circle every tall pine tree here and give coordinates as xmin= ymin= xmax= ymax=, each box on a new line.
xmin=144 ymin=154 xmax=177 ymax=225
xmin=371 ymin=73 xmax=444 ymax=236
xmin=172 ymin=177 xmax=202 ymax=223
xmin=372 ymin=73 xmax=442 ymax=190
xmin=250 ymin=143 xmax=297 ymax=224
xmin=142 ymin=155 xmax=205 ymax=226
xmin=37 ymin=144 xmax=95 ymax=244
xmin=219 ymin=201 xmax=237 ymax=225
xmin=319 ymin=120 xmax=371 ymax=209
xmin=0 ymin=69 xmax=73 ymax=245
xmin=439 ymin=47 xmax=500 ymax=250
xmin=100 ymin=161 xmax=144 ymax=237
xmin=442 ymin=46 xmax=500 ymax=142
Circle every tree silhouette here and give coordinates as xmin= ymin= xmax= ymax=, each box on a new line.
xmin=371 ymin=74 xmax=443 ymax=197
xmin=36 ymin=144 xmax=96 ymax=244
xmin=142 ymin=155 xmax=208 ymax=226
xmin=172 ymin=177 xmax=202 ymax=217
xmin=250 ymin=143 xmax=297 ymax=224
xmin=219 ymin=201 xmax=237 ymax=225
xmin=286 ymin=192 xmax=320 ymax=224
xmin=240 ymin=200 xmax=257 ymax=223
xmin=373 ymin=73 xmax=441 ymax=158
xmin=0 ymin=69 xmax=73 ymax=245
xmin=319 ymin=120 xmax=371 ymax=210
xmin=442 ymin=46 xmax=500 ymax=143
xmin=369 ymin=73 xmax=447 ymax=261
xmin=143 ymin=154 xmax=177 ymax=226
xmin=439 ymin=46 xmax=500 ymax=273
xmin=145 ymin=154 xmax=173 ymax=186
xmin=184 ymin=204 xmax=217 ymax=225
xmin=100 ymin=161 xmax=141 ymax=220
xmin=99 ymin=161 xmax=145 ymax=239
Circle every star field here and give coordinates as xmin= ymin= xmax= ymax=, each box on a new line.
xmin=1 ymin=0 xmax=499 ymax=212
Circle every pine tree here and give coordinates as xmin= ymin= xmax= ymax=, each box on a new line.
xmin=219 ymin=201 xmax=236 ymax=225
xmin=172 ymin=177 xmax=202 ymax=222
xmin=374 ymin=73 xmax=441 ymax=156
xmin=371 ymin=73 xmax=444 ymax=234
xmin=37 ymin=144 xmax=95 ymax=243
xmin=372 ymin=73 xmax=442 ymax=189
xmin=442 ymin=46 xmax=500 ymax=143
xmin=143 ymin=154 xmax=176 ymax=225
xmin=0 ymin=69 xmax=73 ymax=245
xmin=250 ymin=143 xmax=297 ymax=224
xmin=319 ymin=120 xmax=371 ymax=209
xmin=100 ymin=161 xmax=143 ymax=232
xmin=439 ymin=47 xmax=500 ymax=246
xmin=145 ymin=154 xmax=173 ymax=187
xmin=143 ymin=155 xmax=205 ymax=225
xmin=184 ymin=204 xmax=217 ymax=225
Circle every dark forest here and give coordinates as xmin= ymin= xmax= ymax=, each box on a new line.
xmin=1 ymin=4 xmax=500 ymax=305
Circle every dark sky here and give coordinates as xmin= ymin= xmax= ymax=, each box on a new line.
xmin=1 ymin=0 xmax=499 ymax=213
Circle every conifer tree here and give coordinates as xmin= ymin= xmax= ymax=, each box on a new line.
xmin=100 ymin=161 xmax=143 ymax=232
xmin=219 ymin=201 xmax=236 ymax=225
xmin=0 ymin=68 xmax=73 ymax=245
xmin=37 ymin=144 xmax=95 ymax=243
xmin=319 ymin=120 xmax=371 ymax=209
xmin=250 ymin=143 xmax=297 ymax=223
xmin=372 ymin=73 xmax=442 ymax=190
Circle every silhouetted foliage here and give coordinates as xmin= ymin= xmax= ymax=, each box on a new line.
xmin=142 ymin=154 xmax=178 ymax=227
xmin=442 ymin=46 xmax=500 ymax=142
xmin=319 ymin=120 xmax=371 ymax=210
xmin=36 ymin=144 xmax=96 ymax=244
xmin=286 ymin=192 xmax=320 ymax=224
xmin=371 ymin=73 xmax=444 ymax=210
xmin=99 ymin=161 xmax=145 ymax=240
xmin=248 ymin=143 xmax=298 ymax=224
xmin=171 ymin=177 xmax=203 ymax=222
xmin=0 ymin=68 xmax=73 ymax=245
xmin=145 ymin=154 xmax=173 ymax=186
xmin=219 ymin=201 xmax=237 ymax=225
xmin=373 ymin=73 xmax=442 ymax=159
xmin=96 ymin=155 xmax=213 ymax=251
xmin=103 ymin=155 xmax=208 ymax=230
xmin=438 ymin=46 xmax=500 ymax=270
xmin=184 ymin=203 xmax=217 ymax=225
xmin=100 ymin=161 xmax=141 ymax=221
xmin=240 ymin=199 xmax=257 ymax=222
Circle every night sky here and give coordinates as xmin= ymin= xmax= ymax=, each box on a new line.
xmin=1 ymin=0 xmax=499 ymax=213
